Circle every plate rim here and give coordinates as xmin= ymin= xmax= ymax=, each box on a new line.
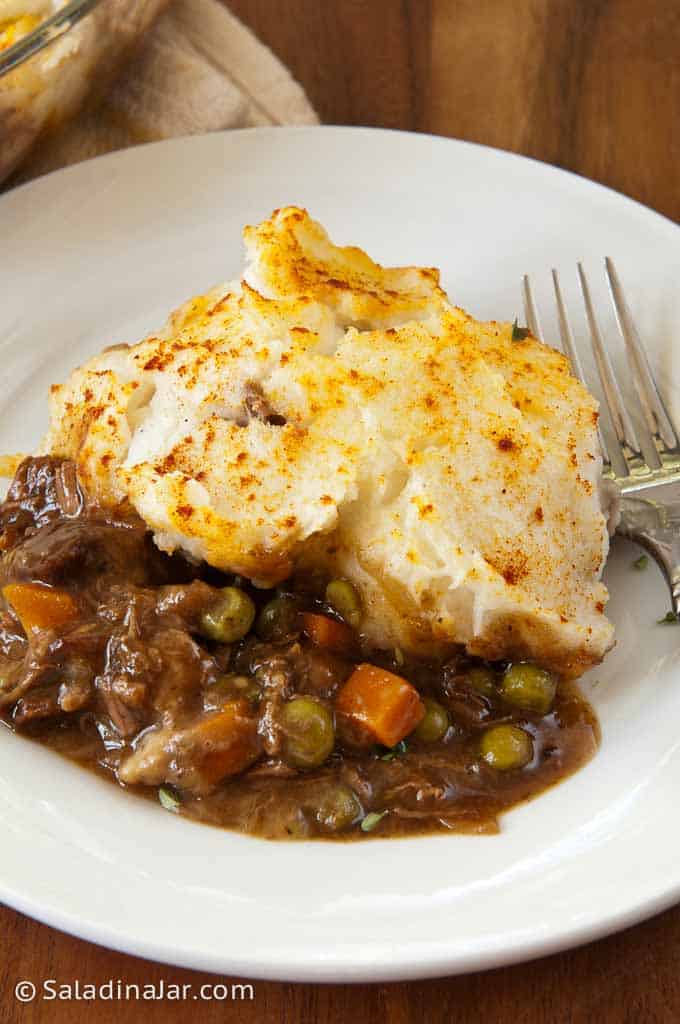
xmin=2 ymin=841 xmax=680 ymax=983
xmin=6 ymin=123 xmax=680 ymax=242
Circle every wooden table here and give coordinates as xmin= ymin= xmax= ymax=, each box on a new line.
xmin=2 ymin=2 xmax=679 ymax=1020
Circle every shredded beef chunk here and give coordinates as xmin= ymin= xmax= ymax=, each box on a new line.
xmin=0 ymin=457 xmax=82 ymax=540
xmin=0 ymin=458 xmax=599 ymax=839
xmin=242 ymin=380 xmax=287 ymax=426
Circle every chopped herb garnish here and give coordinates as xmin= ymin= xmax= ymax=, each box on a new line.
xmin=511 ymin=318 xmax=530 ymax=341
xmin=394 ymin=647 xmax=405 ymax=667
xmin=158 ymin=785 xmax=181 ymax=812
xmin=380 ymin=739 xmax=408 ymax=762
xmin=657 ymin=611 xmax=679 ymax=625
xmin=633 ymin=554 xmax=649 ymax=571
xmin=361 ymin=810 xmax=388 ymax=833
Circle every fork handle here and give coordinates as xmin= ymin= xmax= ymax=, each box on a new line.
xmin=617 ymin=487 xmax=680 ymax=616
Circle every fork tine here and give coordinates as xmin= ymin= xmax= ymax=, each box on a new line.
xmin=605 ymin=257 xmax=680 ymax=459
xmin=522 ymin=274 xmax=544 ymax=341
xmin=552 ymin=269 xmax=611 ymax=470
xmin=577 ymin=263 xmax=648 ymax=476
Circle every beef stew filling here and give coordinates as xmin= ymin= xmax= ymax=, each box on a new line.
xmin=0 ymin=457 xmax=599 ymax=839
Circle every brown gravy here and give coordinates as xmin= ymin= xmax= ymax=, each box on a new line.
xmin=0 ymin=457 xmax=599 ymax=840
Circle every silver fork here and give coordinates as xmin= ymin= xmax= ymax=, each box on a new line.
xmin=522 ymin=260 xmax=680 ymax=617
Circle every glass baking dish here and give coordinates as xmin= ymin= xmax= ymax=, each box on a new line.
xmin=0 ymin=0 xmax=168 ymax=183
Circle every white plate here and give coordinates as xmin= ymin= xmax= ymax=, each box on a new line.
xmin=1 ymin=127 xmax=680 ymax=982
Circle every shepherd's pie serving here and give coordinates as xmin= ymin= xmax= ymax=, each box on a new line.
xmin=0 ymin=209 xmax=610 ymax=838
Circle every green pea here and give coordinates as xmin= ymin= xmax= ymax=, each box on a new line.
xmin=325 ymin=579 xmax=362 ymax=629
xmin=501 ymin=662 xmax=556 ymax=714
xmin=205 ymin=674 xmax=260 ymax=710
xmin=314 ymin=783 xmax=362 ymax=832
xmin=256 ymin=595 xmax=300 ymax=640
xmin=411 ymin=697 xmax=449 ymax=743
xmin=467 ymin=665 xmax=497 ymax=697
xmin=279 ymin=696 xmax=335 ymax=768
xmin=199 ymin=587 xmax=256 ymax=643
xmin=480 ymin=725 xmax=533 ymax=771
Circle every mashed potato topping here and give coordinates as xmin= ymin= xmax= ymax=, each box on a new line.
xmin=0 ymin=1 xmax=61 ymax=54
xmin=43 ymin=208 xmax=613 ymax=676
xmin=0 ymin=0 xmax=49 ymax=46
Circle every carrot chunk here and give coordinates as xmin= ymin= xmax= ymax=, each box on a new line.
xmin=2 ymin=582 xmax=78 ymax=634
xmin=302 ymin=612 xmax=354 ymax=652
xmin=188 ymin=699 xmax=261 ymax=786
xmin=335 ymin=663 xmax=426 ymax=748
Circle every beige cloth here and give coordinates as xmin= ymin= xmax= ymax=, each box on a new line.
xmin=14 ymin=0 xmax=318 ymax=183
